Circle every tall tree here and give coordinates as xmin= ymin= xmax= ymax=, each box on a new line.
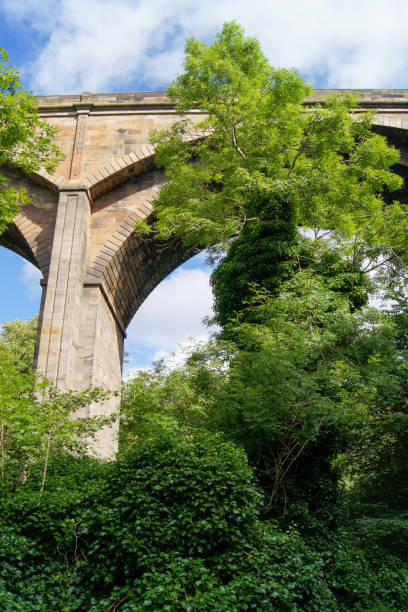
xmin=142 ymin=22 xmax=404 ymax=271
xmin=129 ymin=22 xmax=408 ymax=525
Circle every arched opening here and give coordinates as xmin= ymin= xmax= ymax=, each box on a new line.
xmin=0 ymin=246 xmax=42 ymax=323
xmin=124 ymin=251 xmax=216 ymax=374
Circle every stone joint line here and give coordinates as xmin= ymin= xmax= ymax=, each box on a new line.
xmin=69 ymin=111 xmax=89 ymax=180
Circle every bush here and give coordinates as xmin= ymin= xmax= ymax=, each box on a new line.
xmin=99 ymin=524 xmax=337 ymax=611
xmin=0 ymin=433 xmax=267 ymax=609
xmin=1 ymin=432 xmax=407 ymax=611
xmin=323 ymin=527 xmax=408 ymax=612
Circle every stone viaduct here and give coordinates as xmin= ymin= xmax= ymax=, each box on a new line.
xmin=1 ymin=89 xmax=408 ymax=456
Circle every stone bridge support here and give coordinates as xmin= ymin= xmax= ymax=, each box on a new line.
xmin=1 ymin=90 xmax=408 ymax=457
xmin=33 ymin=188 xmax=123 ymax=455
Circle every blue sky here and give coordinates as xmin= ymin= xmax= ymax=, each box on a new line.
xmin=1 ymin=0 xmax=407 ymax=371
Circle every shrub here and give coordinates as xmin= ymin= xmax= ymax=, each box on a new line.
xmin=1 ymin=432 xmax=407 ymax=611
xmin=82 ymin=431 xmax=262 ymax=586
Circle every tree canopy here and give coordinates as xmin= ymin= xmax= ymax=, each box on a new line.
xmin=142 ymin=21 xmax=405 ymax=275
xmin=0 ymin=48 xmax=61 ymax=234
xmin=0 ymin=315 xmax=38 ymax=375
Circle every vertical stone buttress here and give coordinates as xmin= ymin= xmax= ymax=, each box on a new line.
xmin=34 ymin=188 xmax=122 ymax=457
xmin=35 ymin=190 xmax=89 ymax=388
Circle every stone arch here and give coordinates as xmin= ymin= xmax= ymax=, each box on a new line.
xmin=13 ymin=213 xmax=55 ymax=278
xmin=99 ymin=232 xmax=196 ymax=332
xmin=0 ymin=219 xmax=38 ymax=268
xmin=85 ymin=172 xmax=198 ymax=331
xmin=86 ymin=165 xmax=164 ymax=277
xmin=83 ymin=130 xmax=209 ymax=201
xmin=0 ymin=168 xmax=59 ymax=277
xmin=82 ymin=130 xmax=210 ymax=329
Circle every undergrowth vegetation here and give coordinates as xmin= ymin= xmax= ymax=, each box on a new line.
xmin=2 ymin=433 xmax=408 ymax=610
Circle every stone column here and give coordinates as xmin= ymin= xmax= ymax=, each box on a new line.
xmin=34 ymin=188 xmax=122 ymax=457
xmin=35 ymin=189 xmax=90 ymax=387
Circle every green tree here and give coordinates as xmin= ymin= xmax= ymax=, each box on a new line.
xmin=0 ymin=359 xmax=113 ymax=492
xmin=0 ymin=327 xmax=113 ymax=492
xmin=339 ymin=288 xmax=408 ymax=516
xmin=0 ymin=48 xmax=61 ymax=233
xmin=120 ymin=342 xmax=226 ymax=449
xmin=136 ymin=22 xmax=408 ymax=532
xmin=0 ymin=315 xmax=38 ymax=374
xmin=142 ymin=22 xmax=404 ymax=270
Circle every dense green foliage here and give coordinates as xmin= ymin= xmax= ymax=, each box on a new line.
xmin=143 ymin=22 xmax=405 ymax=272
xmin=0 ymin=49 xmax=61 ymax=233
xmin=121 ymin=261 xmax=408 ymax=527
xmin=0 ymin=318 xmax=114 ymax=493
xmin=0 ymin=435 xmax=321 ymax=610
xmin=1 ymin=433 xmax=407 ymax=610
xmin=0 ymin=315 xmax=38 ymax=374
xmin=211 ymin=231 xmax=373 ymax=327
xmin=209 ymin=188 xmax=298 ymax=327
xmin=118 ymin=263 xmax=408 ymax=609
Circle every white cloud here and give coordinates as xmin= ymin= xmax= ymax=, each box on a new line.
xmin=1 ymin=0 xmax=60 ymax=32
xmin=123 ymin=337 xmax=209 ymax=379
xmin=20 ymin=261 xmax=42 ymax=302
xmin=126 ymin=266 xmax=215 ymax=355
xmin=3 ymin=0 xmax=408 ymax=93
